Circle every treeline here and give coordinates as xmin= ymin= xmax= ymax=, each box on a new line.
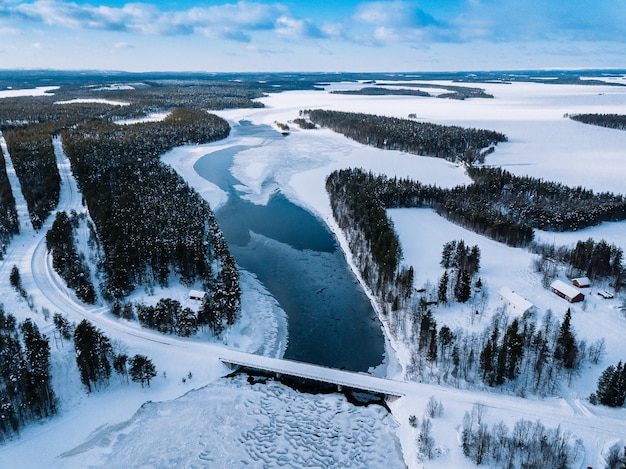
xmin=0 ymin=308 xmax=55 ymax=441
xmin=398 ymin=301 xmax=601 ymax=394
xmin=62 ymin=108 xmax=240 ymax=325
xmin=531 ymin=238 xmax=623 ymax=288
xmin=0 ymin=98 xmax=130 ymax=231
xmin=45 ymin=211 xmax=97 ymax=304
xmin=331 ymin=87 xmax=430 ymax=97
xmin=0 ymin=146 xmax=19 ymax=257
xmin=325 ymin=168 xmax=414 ymax=314
xmin=116 ymin=292 xmax=235 ymax=338
xmin=464 ymin=167 xmax=626 ymax=231
xmin=53 ymin=313 xmax=156 ymax=392
xmin=0 ymin=96 xmax=124 ymax=128
xmin=87 ymin=82 xmax=266 ymax=112
xmin=326 ymin=169 xmax=605 ymax=393
xmin=304 ymin=109 xmax=507 ymax=165
xmin=0 ymin=83 xmax=264 ymax=129
xmin=56 ymin=316 xmax=157 ymax=392
xmin=331 ymin=167 xmax=626 ymax=249
xmin=568 ymin=238 xmax=623 ymax=282
xmin=461 ymin=404 xmax=577 ymax=468
xmin=387 ymin=82 xmax=495 ymax=99
xmin=330 ymin=83 xmax=494 ymax=100
xmin=569 ymin=113 xmax=626 ymax=130
xmin=1 ymin=124 xmax=60 ymax=229
xmin=438 ymin=240 xmax=481 ymax=304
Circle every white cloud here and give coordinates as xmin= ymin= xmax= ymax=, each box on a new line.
xmin=0 ymin=26 xmax=19 ymax=35
xmin=373 ymin=26 xmax=397 ymax=42
xmin=113 ymin=41 xmax=134 ymax=50
xmin=275 ymin=16 xmax=324 ymax=38
xmin=8 ymin=0 xmax=295 ymax=40
xmin=354 ymin=1 xmax=440 ymax=29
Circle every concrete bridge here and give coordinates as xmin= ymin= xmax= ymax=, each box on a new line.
xmin=219 ymin=352 xmax=405 ymax=400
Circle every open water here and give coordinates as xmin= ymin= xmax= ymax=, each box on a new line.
xmin=194 ymin=121 xmax=384 ymax=372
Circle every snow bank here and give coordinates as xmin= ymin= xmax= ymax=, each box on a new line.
xmin=57 ymin=375 xmax=404 ymax=469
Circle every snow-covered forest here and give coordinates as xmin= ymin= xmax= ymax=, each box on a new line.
xmin=1 ymin=70 xmax=626 ymax=468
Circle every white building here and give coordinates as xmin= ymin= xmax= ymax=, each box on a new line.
xmin=498 ymin=287 xmax=534 ymax=315
xmin=189 ymin=290 xmax=207 ymax=301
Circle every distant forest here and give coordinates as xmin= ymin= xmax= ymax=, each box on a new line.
xmin=0 ymin=83 xmax=244 ymax=324
xmin=569 ymin=113 xmax=626 ymax=131
xmin=303 ymin=109 xmax=506 ymax=165
xmin=331 ymin=83 xmax=494 ymax=100
xmin=328 ymin=167 xmax=626 ymax=249
xmin=0 ymin=80 xmax=265 ymax=242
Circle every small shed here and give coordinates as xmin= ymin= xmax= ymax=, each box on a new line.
xmin=189 ymin=290 xmax=207 ymax=301
xmin=571 ymin=277 xmax=591 ymax=288
xmin=550 ymin=280 xmax=584 ymax=303
xmin=498 ymin=287 xmax=534 ymax=315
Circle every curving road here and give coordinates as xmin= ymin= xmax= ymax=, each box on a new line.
xmin=3 ymin=134 xmax=625 ymax=469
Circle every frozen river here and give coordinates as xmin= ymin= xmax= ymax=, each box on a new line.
xmin=194 ymin=121 xmax=385 ymax=372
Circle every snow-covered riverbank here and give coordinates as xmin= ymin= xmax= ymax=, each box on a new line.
xmin=2 ymin=78 xmax=626 ymax=468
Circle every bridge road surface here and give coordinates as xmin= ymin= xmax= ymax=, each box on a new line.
xmin=219 ymin=351 xmax=406 ymax=398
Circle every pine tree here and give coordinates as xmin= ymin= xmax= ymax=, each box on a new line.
xmin=554 ymin=309 xmax=578 ymax=369
xmin=438 ymin=271 xmax=449 ymax=303
xmin=456 ymin=270 xmax=472 ymax=303
xmin=20 ymin=319 xmax=55 ymax=417
xmin=113 ymin=354 xmax=129 ymax=383
xmin=74 ymin=320 xmax=112 ymax=392
xmin=129 ymin=355 xmax=157 ymax=387
xmin=9 ymin=265 xmax=21 ymax=291
xmin=594 ymin=361 xmax=626 ymax=407
xmin=504 ymin=318 xmax=524 ymax=381
xmin=480 ymin=340 xmax=494 ymax=381
xmin=440 ymin=241 xmax=456 ymax=268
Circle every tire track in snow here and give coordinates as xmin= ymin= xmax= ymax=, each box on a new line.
xmin=0 ymin=131 xmax=33 ymax=232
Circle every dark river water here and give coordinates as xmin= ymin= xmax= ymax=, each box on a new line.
xmin=194 ymin=122 xmax=384 ymax=372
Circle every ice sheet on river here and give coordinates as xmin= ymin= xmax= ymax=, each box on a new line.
xmin=58 ymin=375 xmax=405 ymax=468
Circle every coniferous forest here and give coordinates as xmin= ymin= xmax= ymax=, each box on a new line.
xmin=0 ymin=307 xmax=55 ymax=441
xmin=304 ymin=109 xmax=507 ymax=165
xmin=327 ymin=167 xmax=626 ymax=251
xmin=62 ymin=108 xmax=241 ymax=323
xmin=569 ymin=113 xmax=626 ymax=130
xmin=0 ymin=79 xmax=252 ymax=438
xmin=1 ymin=71 xmax=626 ymax=460
xmin=1 ymin=124 xmax=60 ymax=230
xmin=326 ymin=168 xmax=608 ymax=394
xmin=0 ymin=148 xmax=18 ymax=257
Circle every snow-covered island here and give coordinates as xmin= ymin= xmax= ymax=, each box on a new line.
xmin=1 ymin=72 xmax=626 ymax=468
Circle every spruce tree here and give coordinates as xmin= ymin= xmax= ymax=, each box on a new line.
xmin=554 ymin=309 xmax=578 ymax=369
xmin=129 ymin=355 xmax=157 ymax=387
xmin=438 ymin=271 xmax=449 ymax=303
xmin=595 ymin=361 xmax=626 ymax=407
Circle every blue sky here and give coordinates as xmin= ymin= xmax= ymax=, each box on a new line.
xmin=0 ymin=0 xmax=625 ymax=72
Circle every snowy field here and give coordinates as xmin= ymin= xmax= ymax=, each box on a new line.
xmin=2 ymin=77 xmax=626 ymax=468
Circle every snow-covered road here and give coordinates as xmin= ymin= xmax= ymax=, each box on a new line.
xmin=4 ymin=79 xmax=626 ymax=468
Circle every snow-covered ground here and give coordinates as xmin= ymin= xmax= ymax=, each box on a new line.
xmin=2 ymin=77 xmax=626 ymax=468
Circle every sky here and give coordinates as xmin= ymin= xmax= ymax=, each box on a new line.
xmin=0 ymin=0 xmax=625 ymax=72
